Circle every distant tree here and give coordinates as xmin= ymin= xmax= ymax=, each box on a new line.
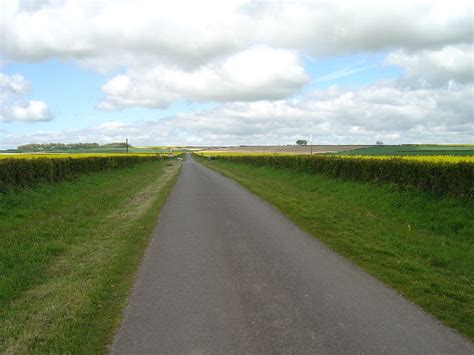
xmin=376 ymin=140 xmax=384 ymax=145
xmin=296 ymin=140 xmax=308 ymax=146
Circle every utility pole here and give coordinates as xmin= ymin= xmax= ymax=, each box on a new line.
xmin=310 ymin=135 xmax=313 ymax=155
xmin=126 ymin=138 xmax=129 ymax=153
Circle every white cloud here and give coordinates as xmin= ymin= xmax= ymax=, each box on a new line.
xmin=1 ymin=0 xmax=472 ymax=141
xmin=0 ymin=72 xmax=29 ymax=99
xmin=0 ymin=72 xmax=53 ymax=122
xmin=157 ymin=84 xmax=473 ymax=143
xmin=2 ymin=0 xmax=472 ymax=110
xmin=98 ymin=47 xmax=308 ymax=109
xmin=2 ymin=0 xmax=472 ymax=70
xmin=387 ymin=44 xmax=474 ymax=86
xmin=2 ymin=101 xmax=53 ymax=122
xmin=3 ymin=83 xmax=472 ymax=148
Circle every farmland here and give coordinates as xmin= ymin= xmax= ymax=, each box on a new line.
xmin=197 ymin=144 xmax=474 ymax=156
xmin=1 ymin=145 xmax=473 ymax=351
xmin=8 ymin=143 xmax=186 ymax=155
xmin=199 ymin=151 xmax=474 ymax=163
xmin=197 ymin=145 xmax=370 ymax=155
xmin=195 ymin=152 xmax=474 ymax=340
xmin=5 ymin=0 xmax=473 ymax=350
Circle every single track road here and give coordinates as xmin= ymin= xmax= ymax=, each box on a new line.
xmin=112 ymin=156 xmax=473 ymax=354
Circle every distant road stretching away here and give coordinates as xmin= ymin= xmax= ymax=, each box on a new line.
xmin=112 ymin=156 xmax=472 ymax=354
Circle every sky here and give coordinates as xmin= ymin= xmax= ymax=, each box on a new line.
xmin=0 ymin=0 xmax=473 ymax=149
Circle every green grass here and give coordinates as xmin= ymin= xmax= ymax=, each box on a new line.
xmin=337 ymin=144 xmax=474 ymax=156
xmin=0 ymin=160 xmax=181 ymax=353
xmin=199 ymin=158 xmax=474 ymax=340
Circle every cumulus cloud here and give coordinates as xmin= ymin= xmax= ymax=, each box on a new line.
xmin=0 ymin=72 xmax=29 ymax=99
xmin=3 ymin=83 xmax=472 ymax=148
xmin=3 ymin=0 xmax=472 ymax=67
xmin=2 ymin=0 xmax=472 ymax=109
xmin=387 ymin=44 xmax=474 ymax=87
xmin=1 ymin=0 xmax=472 ymax=143
xmin=98 ymin=47 xmax=308 ymax=109
xmin=157 ymin=84 xmax=473 ymax=143
xmin=2 ymin=101 xmax=53 ymax=122
xmin=0 ymin=72 xmax=53 ymax=122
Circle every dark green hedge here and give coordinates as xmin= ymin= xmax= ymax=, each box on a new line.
xmin=0 ymin=155 xmax=165 ymax=191
xmin=202 ymin=154 xmax=473 ymax=199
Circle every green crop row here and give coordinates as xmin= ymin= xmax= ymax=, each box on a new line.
xmin=0 ymin=154 xmax=166 ymax=191
xmin=201 ymin=154 xmax=473 ymax=199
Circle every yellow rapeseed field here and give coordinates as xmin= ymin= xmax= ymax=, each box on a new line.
xmin=333 ymin=155 xmax=474 ymax=164
xmin=196 ymin=152 xmax=474 ymax=164
xmin=0 ymin=152 xmax=182 ymax=160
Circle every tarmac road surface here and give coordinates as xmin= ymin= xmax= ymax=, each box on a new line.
xmin=112 ymin=156 xmax=473 ymax=354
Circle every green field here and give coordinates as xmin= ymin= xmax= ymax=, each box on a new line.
xmin=198 ymin=157 xmax=474 ymax=340
xmin=0 ymin=160 xmax=181 ymax=353
xmin=336 ymin=144 xmax=474 ymax=156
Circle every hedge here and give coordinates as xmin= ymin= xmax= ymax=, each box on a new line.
xmin=0 ymin=155 xmax=165 ymax=191
xmin=202 ymin=154 xmax=473 ymax=199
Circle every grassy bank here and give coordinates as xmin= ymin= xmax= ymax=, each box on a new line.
xmin=198 ymin=158 xmax=474 ymax=340
xmin=0 ymin=160 xmax=181 ymax=353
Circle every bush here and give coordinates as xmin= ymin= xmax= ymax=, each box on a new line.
xmin=205 ymin=154 xmax=473 ymax=199
xmin=0 ymin=155 xmax=165 ymax=191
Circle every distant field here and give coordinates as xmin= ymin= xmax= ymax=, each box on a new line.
xmin=338 ymin=145 xmax=474 ymax=156
xmin=6 ymin=144 xmax=474 ymax=156
xmin=8 ymin=144 xmax=472 ymax=156
xmin=0 ymin=152 xmax=184 ymax=159
xmin=200 ymin=145 xmax=370 ymax=155
xmin=198 ymin=144 xmax=474 ymax=156
xmin=3 ymin=147 xmax=185 ymax=154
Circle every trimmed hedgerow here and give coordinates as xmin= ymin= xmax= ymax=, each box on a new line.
xmin=200 ymin=154 xmax=473 ymax=199
xmin=0 ymin=154 xmax=166 ymax=191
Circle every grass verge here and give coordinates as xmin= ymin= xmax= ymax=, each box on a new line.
xmin=0 ymin=160 xmax=181 ymax=353
xmin=198 ymin=157 xmax=474 ymax=341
